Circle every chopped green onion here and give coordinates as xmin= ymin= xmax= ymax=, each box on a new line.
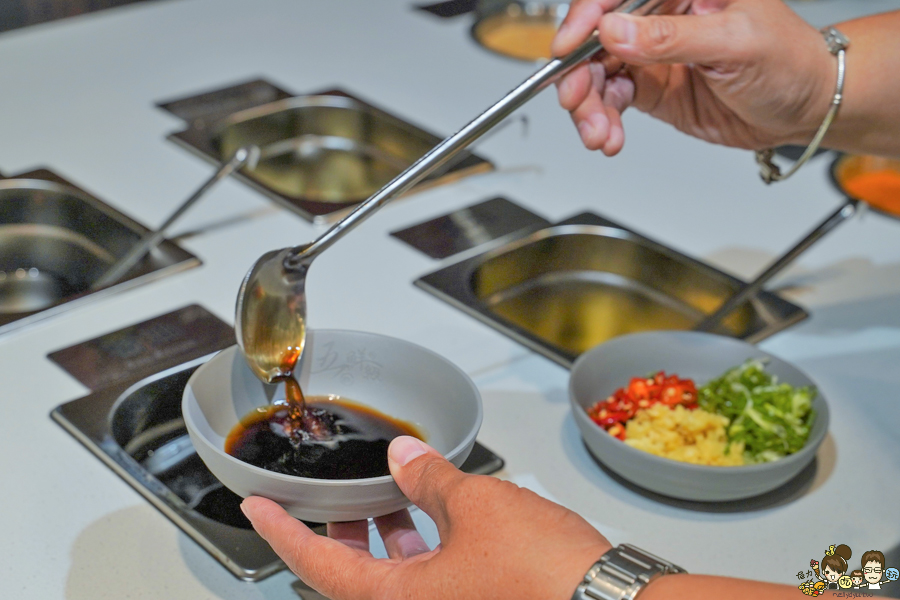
xmin=698 ymin=360 xmax=817 ymax=464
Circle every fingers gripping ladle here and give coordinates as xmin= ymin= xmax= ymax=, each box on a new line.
xmin=235 ymin=0 xmax=680 ymax=384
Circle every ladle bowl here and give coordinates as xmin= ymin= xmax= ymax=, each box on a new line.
xmin=183 ymin=330 xmax=482 ymax=522
xmin=235 ymin=247 xmax=310 ymax=383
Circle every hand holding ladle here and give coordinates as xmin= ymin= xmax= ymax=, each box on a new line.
xmin=234 ymin=0 xmax=686 ymax=383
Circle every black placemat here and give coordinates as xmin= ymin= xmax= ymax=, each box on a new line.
xmin=391 ymin=197 xmax=549 ymax=259
xmin=48 ymin=304 xmax=234 ymax=391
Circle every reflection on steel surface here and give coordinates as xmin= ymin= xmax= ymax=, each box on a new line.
xmin=0 ymin=170 xmax=199 ymax=336
xmin=161 ymin=81 xmax=493 ymax=223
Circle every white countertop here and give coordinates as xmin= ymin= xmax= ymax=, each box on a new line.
xmin=2 ymin=0 xmax=900 ymax=598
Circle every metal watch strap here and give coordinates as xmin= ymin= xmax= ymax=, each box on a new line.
xmin=571 ymin=544 xmax=687 ymax=600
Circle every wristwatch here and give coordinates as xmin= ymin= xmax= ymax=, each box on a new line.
xmin=571 ymin=544 xmax=687 ymax=600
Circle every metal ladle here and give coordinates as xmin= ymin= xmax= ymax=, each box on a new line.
xmin=694 ymin=198 xmax=858 ymax=332
xmin=90 ymin=146 xmax=261 ymax=290
xmin=697 ymin=153 xmax=900 ymax=332
xmin=235 ymin=0 xmax=682 ymax=383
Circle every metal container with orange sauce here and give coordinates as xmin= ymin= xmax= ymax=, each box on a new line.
xmin=471 ymin=1 xmax=568 ymax=62
xmin=831 ymin=154 xmax=900 ymax=219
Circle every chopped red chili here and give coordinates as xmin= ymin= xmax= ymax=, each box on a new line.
xmin=586 ymin=371 xmax=698 ymax=439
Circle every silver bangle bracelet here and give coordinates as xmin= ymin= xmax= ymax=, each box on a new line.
xmin=755 ymin=27 xmax=850 ymax=184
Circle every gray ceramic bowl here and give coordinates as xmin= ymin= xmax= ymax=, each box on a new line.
xmin=183 ymin=330 xmax=482 ymax=522
xmin=569 ymin=331 xmax=829 ymax=501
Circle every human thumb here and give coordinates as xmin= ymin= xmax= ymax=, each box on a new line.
xmin=599 ymin=11 xmax=735 ymax=66
xmin=387 ymin=436 xmax=467 ymax=531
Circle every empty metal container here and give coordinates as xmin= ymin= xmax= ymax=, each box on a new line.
xmin=416 ymin=212 xmax=808 ymax=367
xmin=0 ymin=171 xmax=199 ymax=336
xmin=164 ymin=83 xmax=493 ymax=223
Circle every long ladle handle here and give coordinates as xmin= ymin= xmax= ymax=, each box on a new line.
xmin=283 ymin=0 xmax=674 ymax=270
xmin=694 ymin=198 xmax=860 ymax=333
xmin=91 ymin=146 xmax=260 ymax=289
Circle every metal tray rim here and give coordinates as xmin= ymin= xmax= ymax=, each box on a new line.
xmin=166 ymin=87 xmax=494 ymax=224
xmin=0 ymin=174 xmax=201 ymax=337
xmin=51 ymin=354 xmax=287 ymax=582
xmin=415 ymin=211 xmax=810 ymax=368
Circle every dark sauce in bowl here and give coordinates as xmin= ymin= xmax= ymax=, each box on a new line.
xmin=225 ymin=396 xmax=424 ymax=480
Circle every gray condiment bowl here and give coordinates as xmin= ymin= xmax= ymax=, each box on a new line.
xmin=183 ymin=330 xmax=482 ymax=522
xmin=569 ymin=331 xmax=829 ymax=501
